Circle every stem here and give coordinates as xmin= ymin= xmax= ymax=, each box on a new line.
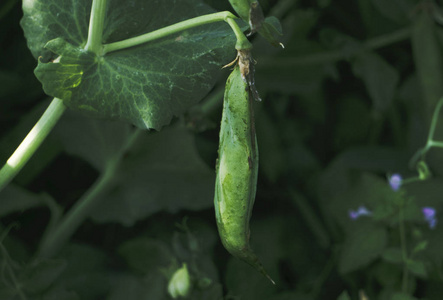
xmin=103 ymin=11 xmax=251 ymax=54
xmin=226 ymin=17 xmax=252 ymax=50
xmin=426 ymin=97 xmax=443 ymax=142
xmin=399 ymin=207 xmax=408 ymax=293
xmin=84 ymin=0 xmax=108 ymax=54
xmin=37 ymin=129 xmax=141 ymax=258
xmin=0 ymin=98 xmax=66 ymax=193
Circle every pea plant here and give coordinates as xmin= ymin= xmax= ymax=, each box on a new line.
xmin=2 ymin=0 xmax=443 ymax=299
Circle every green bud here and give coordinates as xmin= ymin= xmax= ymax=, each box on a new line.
xmin=167 ymin=263 xmax=191 ymax=299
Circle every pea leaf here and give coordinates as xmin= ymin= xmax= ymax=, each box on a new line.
xmin=21 ymin=0 xmax=236 ymax=129
xmin=90 ymin=122 xmax=216 ymax=226
xmin=351 ymin=51 xmax=399 ymax=112
xmin=338 ymin=222 xmax=388 ymax=274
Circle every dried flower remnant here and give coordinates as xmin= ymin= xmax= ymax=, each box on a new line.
xmin=349 ymin=206 xmax=372 ymax=220
xmin=388 ymin=174 xmax=402 ymax=191
xmin=422 ymin=207 xmax=437 ymax=229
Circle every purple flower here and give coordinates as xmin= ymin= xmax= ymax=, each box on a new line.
xmin=388 ymin=174 xmax=402 ymax=191
xmin=349 ymin=206 xmax=372 ymax=220
xmin=422 ymin=207 xmax=437 ymax=229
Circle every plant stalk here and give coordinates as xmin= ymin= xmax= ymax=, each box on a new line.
xmin=0 ymin=98 xmax=66 ymax=193
xmin=37 ymin=129 xmax=141 ymax=258
xmin=84 ymin=0 xmax=108 ymax=54
xmin=103 ymin=11 xmax=251 ymax=54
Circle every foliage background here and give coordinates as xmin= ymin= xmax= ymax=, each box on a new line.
xmin=1 ymin=0 xmax=443 ymax=299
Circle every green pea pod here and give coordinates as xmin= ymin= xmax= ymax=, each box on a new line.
xmin=214 ymin=65 xmax=274 ymax=284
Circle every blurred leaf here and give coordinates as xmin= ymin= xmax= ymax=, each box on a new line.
xmin=412 ymin=240 xmax=428 ymax=254
xmin=56 ymin=243 xmax=110 ymax=299
xmin=339 ymin=222 xmax=388 ymax=274
xmin=55 ymin=112 xmax=133 ymax=172
xmin=255 ymin=106 xmax=287 ymax=182
xmin=351 ymin=51 xmax=399 ymax=112
xmin=257 ymin=16 xmax=283 ymax=47
xmin=225 ymin=258 xmax=277 ymax=300
xmin=90 ymin=123 xmax=215 ymax=226
xmin=22 ymin=0 xmax=236 ymax=129
xmin=107 ymin=273 xmax=168 ymax=300
xmin=406 ymin=259 xmax=427 ymax=278
xmin=270 ymin=292 xmax=314 ymax=300
xmin=336 ymin=291 xmax=351 ymax=300
xmin=0 ymin=287 xmax=16 ymax=300
xmin=391 ymin=292 xmax=417 ymax=300
xmin=333 ymin=95 xmax=371 ymax=149
xmin=42 ymin=288 xmax=80 ymax=300
xmin=381 ymin=248 xmax=403 ymax=264
xmin=372 ymin=261 xmax=402 ymax=287
xmin=0 ymin=184 xmax=48 ymax=217
xmin=20 ymin=259 xmax=67 ymax=295
xmin=412 ymin=10 xmax=443 ymax=119
xmin=370 ymin=0 xmax=414 ymax=24
xmin=118 ymin=238 xmax=173 ymax=275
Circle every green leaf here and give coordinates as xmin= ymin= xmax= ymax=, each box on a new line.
xmin=339 ymin=222 xmax=388 ymax=274
xmin=352 ymin=51 xmax=399 ymax=112
xmin=118 ymin=238 xmax=173 ymax=274
xmin=90 ymin=123 xmax=216 ymax=226
xmin=406 ymin=259 xmax=427 ymax=278
xmin=42 ymin=288 xmax=80 ymax=300
xmin=257 ymin=16 xmax=283 ymax=47
xmin=22 ymin=0 xmax=237 ymax=129
xmin=412 ymin=240 xmax=428 ymax=254
xmin=391 ymin=292 xmax=418 ymax=300
xmin=107 ymin=273 xmax=167 ymax=300
xmin=55 ymin=111 xmax=133 ymax=172
xmin=412 ymin=10 xmax=443 ymax=119
xmin=381 ymin=248 xmax=403 ymax=264
xmin=34 ymin=38 xmax=92 ymax=101
xmin=54 ymin=244 xmax=110 ymax=299
xmin=336 ymin=291 xmax=351 ymax=300
xmin=226 ymin=258 xmax=277 ymax=300
xmin=0 ymin=185 xmax=47 ymax=217
xmin=20 ymin=259 xmax=67 ymax=295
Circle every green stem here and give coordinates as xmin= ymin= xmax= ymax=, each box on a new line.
xmin=426 ymin=97 xmax=443 ymax=142
xmin=409 ymin=97 xmax=443 ymax=167
xmin=0 ymin=98 xmax=66 ymax=193
xmin=226 ymin=17 xmax=252 ymax=50
xmin=103 ymin=11 xmax=251 ymax=54
xmin=37 ymin=129 xmax=141 ymax=258
xmin=84 ymin=0 xmax=108 ymax=54
xmin=399 ymin=207 xmax=408 ymax=293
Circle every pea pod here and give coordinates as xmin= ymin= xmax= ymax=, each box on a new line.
xmin=214 ymin=64 xmax=274 ymax=284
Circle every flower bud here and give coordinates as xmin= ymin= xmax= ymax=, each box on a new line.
xmin=167 ymin=264 xmax=191 ymax=299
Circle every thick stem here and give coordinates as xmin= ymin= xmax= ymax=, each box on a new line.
xmin=0 ymin=98 xmax=66 ymax=193
xmin=37 ymin=129 xmax=141 ymax=258
xmin=102 ymin=11 xmax=251 ymax=54
xmin=84 ymin=0 xmax=108 ymax=54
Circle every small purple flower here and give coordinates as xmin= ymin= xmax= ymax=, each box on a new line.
xmin=388 ymin=174 xmax=402 ymax=191
xmin=422 ymin=207 xmax=437 ymax=229
xmin=349 ymin=206 xmax=372 ymax=220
